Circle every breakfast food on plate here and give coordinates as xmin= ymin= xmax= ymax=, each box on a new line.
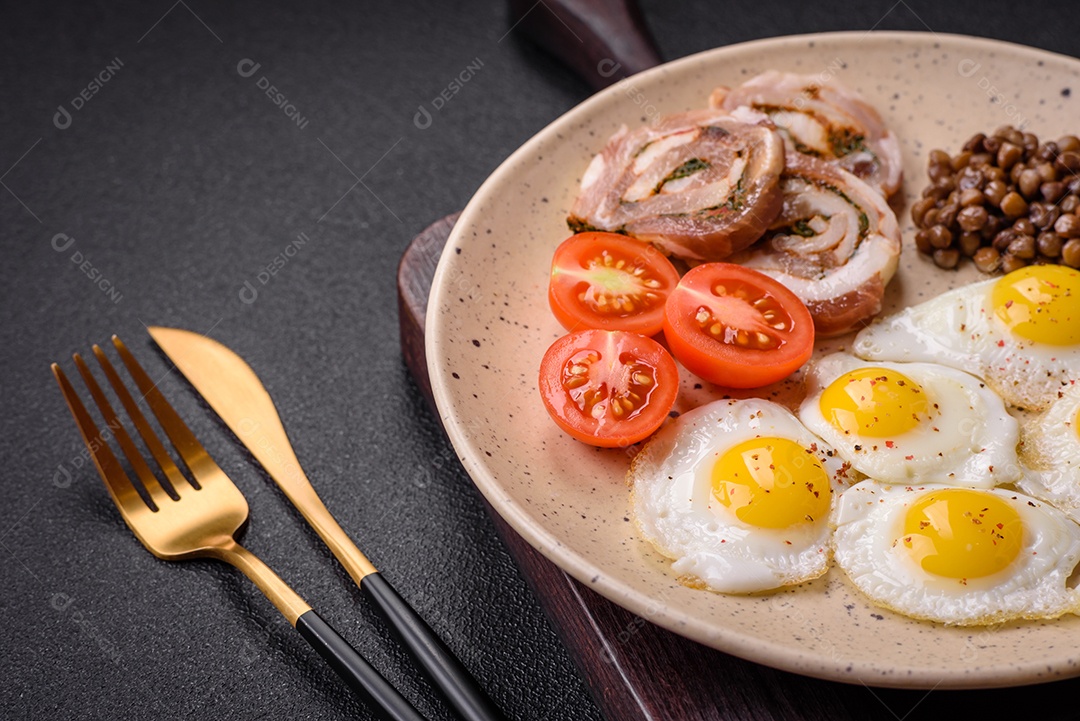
xmin=662 ymin=263 xmax=814 ymax=388
xmin=709 ymin=70 xmax=902 ymax=197
xmin=567 ymin=108 xmax=785 ymax=262
xmin=833 ymin=481 xmax=1080 ymax=625
xmin=1016 ymin=384 xmax=1080 ymax=520
xmin=912 ymin=126 xmax=1080 ymax=271
xmin=853 ymin=264 xmax=1080 ymax=411
xmin=538 ymin=329 xmax=678 ymax=448
xmin=630 ymin=398 xmax=853 ymax=593
xmin=728 ymin=153 xmax=901 ymax=336
xmin=544 ymin=72 xmax=1080 ymax=628
xmin=798 ymin=354 xmax=1020 ymax=486
xmin=547 ymin=231 xmax=680 ymax=336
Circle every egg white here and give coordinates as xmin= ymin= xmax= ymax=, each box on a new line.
xmin=798 ymin=354 xmax=1020 ymax=488
xmin=833 ymin=481 xmax=1080 ymax=625
xmin=1017 ymin=383 xmax=1080 ymax=521
xmin=852 ymin=274 xmax=1080 ymax=411
xmin=629 ymin=398 xmax=855 ymax=593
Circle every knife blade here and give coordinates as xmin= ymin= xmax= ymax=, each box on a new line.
xmin=148 ymin=326 xmax=508 ymax=721
xmin=148 ymin=326 xmax=378 ymax=577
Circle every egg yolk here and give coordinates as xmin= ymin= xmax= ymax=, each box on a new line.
xmin=992 ymin=265 xmax=1080 ymax=346
xmin=711 ymin=437 xmax=831 ymax=529
xmin=819 ymin=367 xmax=929 ymax=438
xmin=900 ymin=489 xmax=1023 ymax=580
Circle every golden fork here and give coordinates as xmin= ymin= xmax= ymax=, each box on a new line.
xmin=52 ymin=337 xmax=427 ymax=721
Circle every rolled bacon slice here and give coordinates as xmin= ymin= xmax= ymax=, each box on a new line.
xmin=711 ymin=71 xmax=902 ymax=197
xmin=729 ymin=153 xmax=901 ymax=337
xmin=568 ymin=109 xmax=785 ymax=262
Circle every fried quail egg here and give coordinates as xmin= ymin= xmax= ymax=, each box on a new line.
xmin=853 ymin=265 xmax=1080 ymax=411
xmin=833 ymin=481 xmax=1080 ymax=625
xmin=799 ymin=354 xmax=1020 ymax=487
xmin=1017 ymin=383 xmax=1080 ymax=520
xmin=629 ymin=398 xmax=853 ymax=593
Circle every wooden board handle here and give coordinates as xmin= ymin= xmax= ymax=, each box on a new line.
xmin=506 ymin=0 xmax=662 ymax=89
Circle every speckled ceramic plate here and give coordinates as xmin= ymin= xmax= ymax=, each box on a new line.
xmin=427 ymin=32 xmax=1080 ymax=689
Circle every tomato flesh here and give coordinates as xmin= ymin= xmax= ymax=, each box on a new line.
xmin=539 ymin=329 xmax=678 ymax=447
xmin=664 ymin=263 xmax=814 ymax=388
xmin=548 ymin=232 xmax=680 ymax=336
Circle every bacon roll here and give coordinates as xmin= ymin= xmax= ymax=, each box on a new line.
xmin=711 ymin=71 xmax=902 ymax=197
xmin=568 ymin=109 xmax=786 ymax=262
xmin=729 ymin=153 xmax=901 ymax=337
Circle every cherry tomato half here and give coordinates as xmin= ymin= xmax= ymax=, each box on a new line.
xmin=663 ymin=263 xmax=814 ymax=388
xmin=539 ymin=329 xmax=678 ymax=447
xmin=548 ymin=232 xmax=680 ymax=336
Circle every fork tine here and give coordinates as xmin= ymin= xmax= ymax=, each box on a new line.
xmin=112 ymin=335 xmax=214 ymax=484
xmin=72 ymin=352 xmax=173 ymax=511
xmin=52 ymin=363 xmax=147 ymax=514
xmin=92 ymin=344 xmax=190 ymax=498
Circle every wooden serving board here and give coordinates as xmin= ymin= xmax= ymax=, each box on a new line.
xmin=396 ymin=215 xmax=1080 ymax=721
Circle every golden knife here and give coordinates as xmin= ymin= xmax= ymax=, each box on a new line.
xmin=148 ymin=326 xmax=507 ymax=721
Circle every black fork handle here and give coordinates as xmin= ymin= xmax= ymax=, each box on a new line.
xmin=296 ymin=610 xmax=429 ymax=721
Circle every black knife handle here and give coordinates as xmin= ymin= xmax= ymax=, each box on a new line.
xmin=295 ymin=610 xmax=428 ymax=721
xmin=361 ymin=572 xmax=508 ymax=721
